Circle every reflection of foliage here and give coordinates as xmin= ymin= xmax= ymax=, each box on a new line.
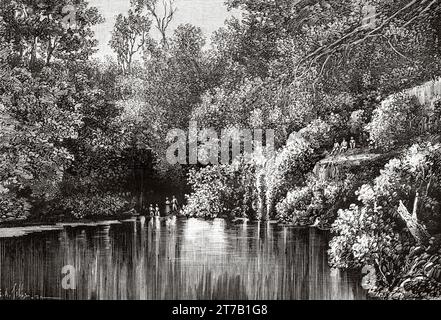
xmin=186 ymin=0 xmax=441 ymax=299
xmin=0 ymin=284 xmax=37 ymax=300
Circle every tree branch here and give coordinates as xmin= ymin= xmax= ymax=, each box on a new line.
xmin=298 ymin=0 xmax=436 ymax=70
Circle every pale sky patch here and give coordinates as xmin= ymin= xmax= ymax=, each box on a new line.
xmin=89 ymin=0 xmax=238 ymax=59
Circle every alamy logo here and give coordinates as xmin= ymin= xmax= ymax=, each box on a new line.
xmin=61 ymin=5 xmax=77 ymax=30
xmin=166 ymin=121 xmax=275 ymax=165
xmin=61 ymin=265 xmax=76 ymax=290
xmin=361 ymin=265 xmax=377 ymax=290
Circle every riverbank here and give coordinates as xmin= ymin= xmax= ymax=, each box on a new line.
xmin=0 ymin=209 xmax=139 ymax=232
xmin=0 ymin=214 xmax=287 ymax=235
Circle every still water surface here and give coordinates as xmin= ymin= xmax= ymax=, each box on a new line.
xmin=0 ymin=217 xmax=366 ymax=299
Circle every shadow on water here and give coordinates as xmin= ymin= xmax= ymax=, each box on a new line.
xmin=0 ymin=217 xmax=367 ymax=300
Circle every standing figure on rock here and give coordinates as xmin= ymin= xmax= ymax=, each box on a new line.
xmin=172 ymin=196 xmax=179 ymax=212
xmin=340 ymin=139 xmax=348 ymax=153
xmin=165 ymin=197 xmax=171 ymax=216
xmin=350 ymin=137 xmax=356 ymax=149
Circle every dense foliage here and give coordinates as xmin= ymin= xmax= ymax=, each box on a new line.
xmin=329 ymin=143 xmax=441 ymax=297
xmin=179 ymin=0 xmax=441 ymax=298
xmin=366 ymin=94 xmax=423 ymax=151
xmin=182 ymin=158 xmax=257 ymax=219
xmin=2 ymin=0 xmax=441 ymax=299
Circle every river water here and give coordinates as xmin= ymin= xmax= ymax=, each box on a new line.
xmin=0 ymin=217 xmax=366 ymax=300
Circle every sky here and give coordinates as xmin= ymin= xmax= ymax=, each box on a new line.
xmin=89 ymin=0 xmax=238 ymax=59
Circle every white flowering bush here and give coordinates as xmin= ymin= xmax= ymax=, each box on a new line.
xmin=276 ymin=185 xmax=313 ymax=224
xmin=329 ymin=143 xmax=441 ymax=294
xmin=365 ymin=94 xmax=422 ymax=151
xmin=276 ymin=173 xmax=360 ymax=226
xmin=364 ymin=143 xmax=441 ymax=230
xmin=265 ymin=119 xmax=331 ymax=217
xmin=182 ymin=158 xmax=258 ymax=219
xmin=329 ymin=204 xmax=402 ymax=269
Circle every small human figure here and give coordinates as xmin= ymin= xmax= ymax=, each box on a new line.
xmin=172 ymin=196 xmax=179 ymax=212
xmin=165 ymin=197 xmax=171 ymax=215
xmin=331 ymin=140 xmax=340 ymax=155
xmin=419 ymin=117 xmax=428 ymax=134
xmin=340 ymin=139 xmax=348 ymax=153
xmin=369 ymin=139 xmax=376 ymax=150
xmin=149 ymin=204 xmax=155 ymax=217
xmin=350 ymin=137 xmax=356 ymax=149
xmin=155 ymin=204 xmax=160 ymax=217
xmin=428 ymin=116 xmax=435 ymax=132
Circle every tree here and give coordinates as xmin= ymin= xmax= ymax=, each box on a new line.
xmin=132 ymin=0 xmax=176 ymax=49
xmin=140 ymin=24 xmax=217 ymax=132
xmin=219 ymin=0 xmax=441 ymax=100
xmin=297 ymin=0 xmax=441 ymax=73
xmin=0 ymin=1 xmax=139 ymax=222
xmin=0 ymin=61 xmax=83 ymax=221
xmin=0 ymin=0 xmax=103 ymax=68
xmin=110 ymin=9 xmax=152 ymax=74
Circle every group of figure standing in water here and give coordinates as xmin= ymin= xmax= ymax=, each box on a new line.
xmin=148 ymin=196 xmax=179 ymax=217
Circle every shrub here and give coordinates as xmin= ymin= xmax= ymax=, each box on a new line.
xmin=0 ymin=194 xmax=31 ymax=222
xmin=265 ymin=119 xmax=331 ymax=217
xmin=276 ymin=185 xmax=313 ymax=225
xmin=182 ymin=158 xmax=258 ymax=219
xmin=329 ymin=143 xmax=441 ymax=293
xmin=365 ymin=94 xmax=422 ymax=151
xmin=276 ymin=173 xmax=360 ymax=226
xmin=47 ymin=193 xmax=131 ymax=219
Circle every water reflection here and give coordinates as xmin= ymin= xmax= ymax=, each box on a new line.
xmin=0 ymin=218 xmax=366 ymax=300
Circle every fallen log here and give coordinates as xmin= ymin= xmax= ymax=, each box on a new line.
xmin=397 ymin=197 xmax=430 ymax=245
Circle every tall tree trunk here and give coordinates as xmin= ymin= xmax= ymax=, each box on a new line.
xmin=161 ymin=32 xmax=168 ymax=49
xmin=29 ymin=36 xmax=38 ymax=68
